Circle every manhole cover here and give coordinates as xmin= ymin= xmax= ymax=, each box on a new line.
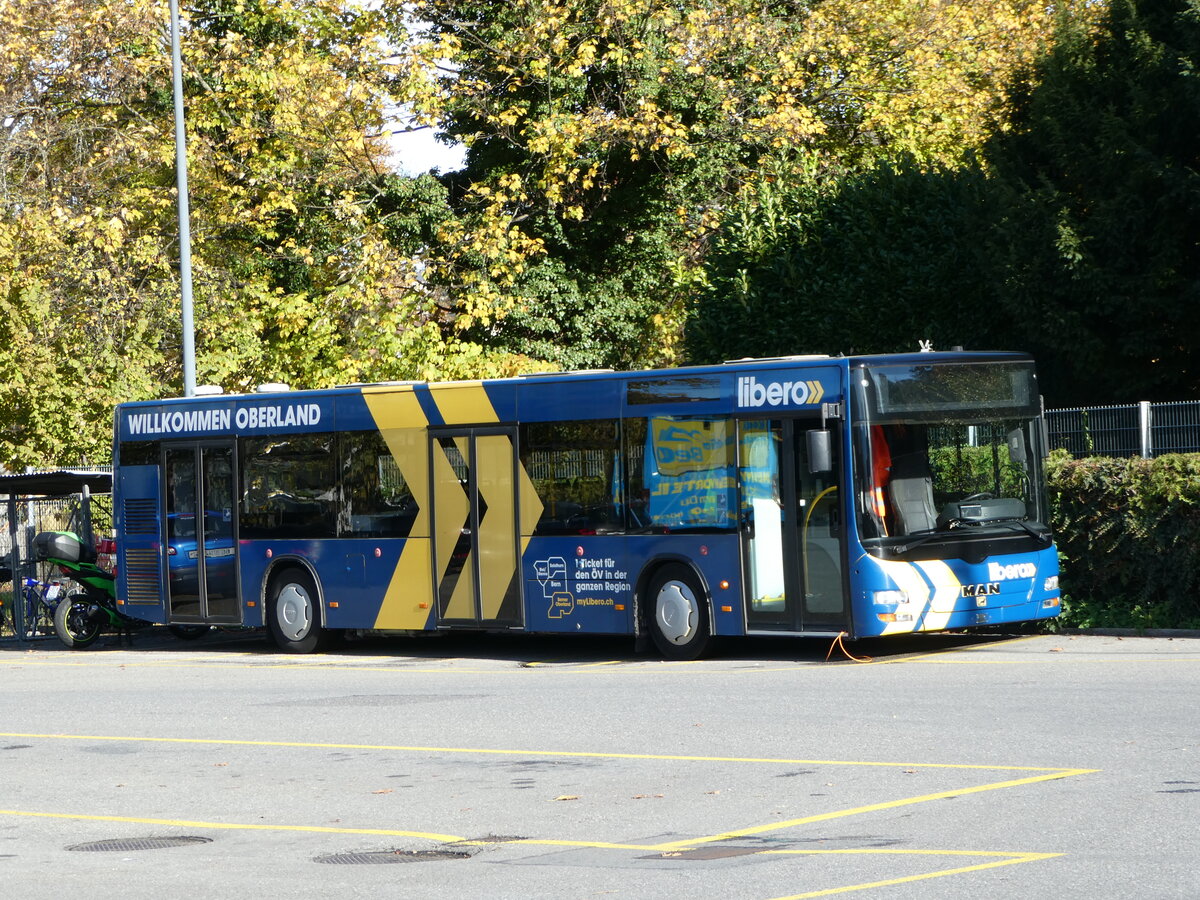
xmin=314 ymin=849 xmax=471 ymax=865
xmin=67 ymin=836 xmax=213 ymax=852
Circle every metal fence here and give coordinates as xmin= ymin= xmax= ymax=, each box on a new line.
xmin=1046 ymin=400 xmax=1200 ymax=458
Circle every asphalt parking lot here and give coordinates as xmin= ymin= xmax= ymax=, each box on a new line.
xmin=1 ymin=629 xmax=1197 ymax=899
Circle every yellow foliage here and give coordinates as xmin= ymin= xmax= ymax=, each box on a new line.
xmin=391 ymin=0 xmax=1094 ymax=373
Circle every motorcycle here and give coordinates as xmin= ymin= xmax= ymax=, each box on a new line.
xmin=34 ymin=531 xmax=206 ymax=649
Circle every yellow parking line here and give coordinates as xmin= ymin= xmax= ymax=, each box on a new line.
xmin=0 ymin=808 xmax=462 ymax=842
xmin=767 ymin=852 xmax=1061 ymax=899
xmin=0 ymin=732 xmax=1078 ymax=772
xmin=522 ymin=660 xmax=626 ymax=668
xmin=761 ymin=848 xmax=1044 ymax=858
xmin=650 ymin=768 xmax=1095 ymax=850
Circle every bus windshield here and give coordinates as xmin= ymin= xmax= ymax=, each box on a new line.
xmin=853 ymin=361 xmax=1051 ymax=558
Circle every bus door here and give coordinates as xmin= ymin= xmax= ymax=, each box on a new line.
xmin=429 ymin=428 xmax=523 ymax=628
xmin=163 ymin=444 xmax=240 ymax=624
xmin=740 ymin=418 xmax=847 ymax=633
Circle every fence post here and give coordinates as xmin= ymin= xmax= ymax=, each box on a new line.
xmin=6 ymin=494 xmax=21 ymax=642
xmin=1139 ymin=401 xmax=1153 ymax=458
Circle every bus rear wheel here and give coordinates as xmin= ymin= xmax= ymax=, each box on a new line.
xmin=267 ymin=568 xmax=329 ymax=654
xmin=646 ymin=564 xmax=710 ymax=660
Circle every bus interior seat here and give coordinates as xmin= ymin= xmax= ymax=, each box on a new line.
xmin=887 ymin=451 xmax=938 ymax=534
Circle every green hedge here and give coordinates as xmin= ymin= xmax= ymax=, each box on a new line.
xmin=1047 ymin=451 xmax=1200 ymax=629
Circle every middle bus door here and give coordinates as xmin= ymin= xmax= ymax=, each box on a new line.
xmin=741 ymin=418 xmax=848 ymax=633
xmin=430 ymin=428 xmax=523 ymax=628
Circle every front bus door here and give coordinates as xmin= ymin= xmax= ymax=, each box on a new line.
xmin=164 ymin=444 xmax=240 ymax=625
xmin=429 ymin=428 xmax=523 ymax=628
xmin=740 ymin=418 xmax=847 ymax=633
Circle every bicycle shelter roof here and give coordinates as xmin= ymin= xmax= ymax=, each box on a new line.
xmin=0 ymin=471 xmax=112 ymax=498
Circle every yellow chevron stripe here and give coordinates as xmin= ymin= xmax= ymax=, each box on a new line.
xmin=429 ymin=382 xmax=498 ymax=425
xmin=362 ymin=389 xmax=435 ymax=630
xmin=476 ymin=433 xmax=517 ymax=620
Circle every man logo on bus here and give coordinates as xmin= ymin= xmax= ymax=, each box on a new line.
xmin=961 ymin=582 xmax=1002 ymax=598
xmin=737 ymin=376 xmax=824 ymax=408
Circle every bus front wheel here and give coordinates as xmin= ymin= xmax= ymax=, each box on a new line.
xmin=646 ymin=564 xmax=710 ymax=660
xmin=267 ymin=568 xmax=329 ymax=654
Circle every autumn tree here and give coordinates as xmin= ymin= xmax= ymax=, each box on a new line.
xmin=395 ymin=0 xmax=1074 ymax=370
xmin=0 ymin=0 xmax=459 ymax=468
xmin=688 ymin=0 xmax=1198 ymax=405
xmin=0 ymin=0 xmax=178 ymax=466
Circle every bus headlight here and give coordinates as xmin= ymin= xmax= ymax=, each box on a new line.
xmin=1044 ymin=576 xmax=1059 ymax=592
xmin=873 ymin=589 xmax=908 ymax=608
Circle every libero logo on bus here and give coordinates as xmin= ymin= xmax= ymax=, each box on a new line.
xmin=736 ymin=375 xmax=826 ymax=409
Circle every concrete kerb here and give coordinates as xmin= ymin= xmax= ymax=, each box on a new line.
xmin=1063 ymin=628 xmax=1200 ymax=639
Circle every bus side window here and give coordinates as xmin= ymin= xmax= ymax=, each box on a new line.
xmin=338 ymin=431 xmax=419 ymax=539
xmin=520 ymin=420 xmax=622 ymax=536
xmin=637 ymin=415 xmax=738 ymax=532
xmin=240 ymin=435 xmax=336 ymax=539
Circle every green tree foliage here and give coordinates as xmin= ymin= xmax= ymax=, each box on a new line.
xmin=689 ymin=0 xmax=1199 ymax=405
xmin=687 ymin=159 xmax=1001 ymax=362
xmin=985 ymin=0 xmax=1200 ymax=403
xmin=400 ymin=0 xmax=1064 ymax=371
xmin=0 ymin=0 xmax=179 ymax=466
xmin=0 ymin=0 xmax=457 ymax=468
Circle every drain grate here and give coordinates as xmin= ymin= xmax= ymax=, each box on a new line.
xmin=314 ymin=849 xmax=472 ymax=865
xmin=67 ymin=836 xmax=213 ymax=852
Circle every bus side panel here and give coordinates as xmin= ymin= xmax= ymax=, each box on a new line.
xmin=520 ymin=534 xmax=745 ymax=636
xmin=115 ymin=464 xmax=169 ymax=623
xmin=237 ymin=537 xmax=435 ymax=631
xmin=852 ymin=544 xmax=1061 ymax=636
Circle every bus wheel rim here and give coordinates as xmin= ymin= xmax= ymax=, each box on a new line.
xmin=656 ymin=580 xmax=697 ymax=645
xmin=277 ymin=583 xmax=312 ymax=642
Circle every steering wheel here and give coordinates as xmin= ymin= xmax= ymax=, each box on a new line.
xmin=961 ymin=492 xmax=995 ymax=502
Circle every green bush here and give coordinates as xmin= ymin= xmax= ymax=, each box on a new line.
xmin=1047 ymin=450 xmax=1200 ymax=629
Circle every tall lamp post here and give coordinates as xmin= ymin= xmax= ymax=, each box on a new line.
xmin=169 ymin=0 xmax=197 ymax=397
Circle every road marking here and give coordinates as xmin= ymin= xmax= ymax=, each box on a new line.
xmin=3 ymin=647 xmax=1196 ymax=674
xmin=522 ymin=659 xmax=626 ymax=668
xmin=766 ymin=852 xmax=1061 ymax=899
xmin=0 ymin=733 xmax=1088 ymax=897
xmin=650 ymin=768 xmax=1095 ymax=850
xmin=0 ymin=732 xmax=1081 ymax=772
xmin=0 ymin=809 xmax=462 ymax=842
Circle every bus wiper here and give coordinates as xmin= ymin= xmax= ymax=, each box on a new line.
xmin=889 ymin=529 xmax=948 ymax=554
xmin=892 ymin=517 xmax=1049 ymax=554
xmin=987 ymin=517 xmax=1052 ymax=542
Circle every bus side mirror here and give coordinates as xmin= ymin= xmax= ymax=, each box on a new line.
xmin=807 ymin=429 xmax=833 ymax=474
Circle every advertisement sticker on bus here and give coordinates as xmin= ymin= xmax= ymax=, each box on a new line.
xmin=645 ymin=417 xmax=738 ymax=528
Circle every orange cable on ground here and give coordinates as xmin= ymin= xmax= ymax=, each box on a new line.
xmin=825 ymin=632 xmax=872 ymax=663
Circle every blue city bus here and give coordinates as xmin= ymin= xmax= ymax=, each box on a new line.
xmin=111 ymin=351 xmax=1060 ymax=657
